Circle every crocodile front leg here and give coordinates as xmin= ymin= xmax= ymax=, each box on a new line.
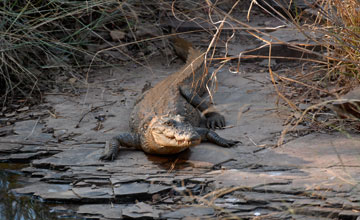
xmin=100 ymin=133 xmax=141 ymax=161
xmin=195 ymin=127 xmax=239 ymax=147
xmin=179 ymin=85 xmax=225 ymax=129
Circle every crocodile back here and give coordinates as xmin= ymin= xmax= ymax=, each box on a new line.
xmin=130 ymin=46 xmax=207 ymax=133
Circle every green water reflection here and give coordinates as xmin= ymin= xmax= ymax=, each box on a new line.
xmin=0 ymin=163 xmax=73 ymax=220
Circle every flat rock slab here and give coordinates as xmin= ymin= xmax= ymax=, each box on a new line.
xmin=32 ymin=146 xmax=104 ymax=168
xmin=77 ymin=204 xmax=125 ymax=219
xmin=12 ymin=182 xmax=71 ymax=195
xmin=210 ymin=169 xmax=291 ymax=188
xmin=115 ymin=182 xmax=171 ymax=195
xmin=273 ymin=133 xmax=360 ymax=168
xmin=0 ymin=143 xmax=22 ymax=153
xmin=122 ymin=202 xmax=160 ymax=219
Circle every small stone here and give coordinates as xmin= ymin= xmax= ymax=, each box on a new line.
xmin=110 ymin=30 xmax=126 ymax=41
xmin=338 ymin=210 xmax=360 ymax=219
xmin=152 ymin=194 xmax=161 ymax=203
xmin=53 ymin=129 xmax=67 ymax=138
xmin=259 ymin=59 xmax=276 ymax=68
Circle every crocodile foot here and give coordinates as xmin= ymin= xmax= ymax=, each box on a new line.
xmin=99 ymin=141 xmax=118 ymax=161
xmin=207 ymin=130 xmax=240 ymax=148
xmin=221 ymin=139 xmax=240 ymax=148
xmin=205 ymin=112 xmax=225 ymax=129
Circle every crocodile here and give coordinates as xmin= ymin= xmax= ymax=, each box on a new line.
xmin=100 ymin=36 xmax=239 ymax=161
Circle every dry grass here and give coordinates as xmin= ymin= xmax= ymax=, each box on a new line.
xmin=1 ymin=1 xmax=121 ymax=105
xmin=289 ymin=0 xmax=360 ymax=135
xmin=0 ymin=0 xmax=186 ymax=107
xmin=1 ymin=0 xmax=358 ymax=126
xmin=320 ymin=0 xmax=360 ymax=80
xmin=244 ymin=0 xmax=360 ymax=140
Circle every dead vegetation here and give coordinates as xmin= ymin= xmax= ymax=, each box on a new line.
xmin=0 ymin=1 xmax=178 ymax=106
xmin=1 ymin=0 xmax=359 ymax=131
xmin=245 ymin=0 xmax=360 ymax=140
xmin=0 ymin=0 xmax=242 ymax=108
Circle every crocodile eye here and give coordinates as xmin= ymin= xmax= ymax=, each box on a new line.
xmin=164 ymin=120 xmax=174 ymax=126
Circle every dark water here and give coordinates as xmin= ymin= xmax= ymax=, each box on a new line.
xmin=0 ymin=163 xmax=77 ymax=220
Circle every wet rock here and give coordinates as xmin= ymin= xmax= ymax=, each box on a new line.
xmin=9 ymin=151 xmax=49 ymax=162
xmin=21 ymin=166 xmax=51 ymax=176
xmin=13 ymin=182 xmax=71 ymax=196
xmin=39 ymin=190 xmax=80 ymax=203
xmin=0 ymin=143 xmax=22 ymax=153
xmin=12 ymin=181 xmax=85 ymax=203
xmin=122 ymin=202 xmax=160 ymax=219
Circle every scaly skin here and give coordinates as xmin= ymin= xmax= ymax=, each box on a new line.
xmin=100 ymin=37 xmax=239 ymax=161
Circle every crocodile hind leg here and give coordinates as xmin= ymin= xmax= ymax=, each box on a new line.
xmin=100 ymin=133 xmax=141 ymax=161
xmin=179 ymin=85 xmax=225 ymax=129
xmin=195 ymin=128 xmax=239 ymax=147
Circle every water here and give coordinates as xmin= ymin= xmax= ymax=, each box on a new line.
xmin=0 ymin=163 xmax=77 ymax=220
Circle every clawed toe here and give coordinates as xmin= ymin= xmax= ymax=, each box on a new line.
xmin=99 ymin=154 xmax=112 ymax=161
xmin=224 ymin=140 xmax=240 ymax=148
xmin=205 ymin=112 xmax=226 ymax=129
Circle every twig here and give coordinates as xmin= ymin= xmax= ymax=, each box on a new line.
xmin=75 ymin=101 xmax=117 ymax=128
xmin=24 ymin=117 xmax=40 ymax=140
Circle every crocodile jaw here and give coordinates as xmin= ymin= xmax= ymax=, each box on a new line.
xmin=152 ymin=130 xmax=201 ymax=147
xmin=150 ymin=115 xmax=201 ymax=148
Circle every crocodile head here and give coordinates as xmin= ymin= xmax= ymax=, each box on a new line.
xmin=148 ymin=114 xmax=201 ymax=148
